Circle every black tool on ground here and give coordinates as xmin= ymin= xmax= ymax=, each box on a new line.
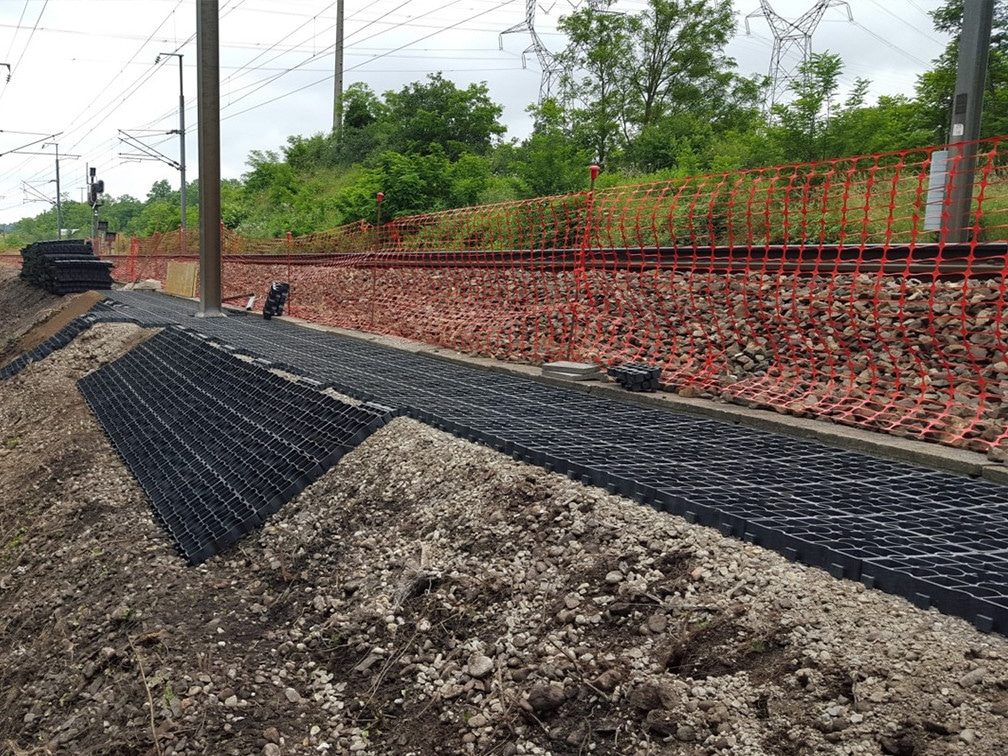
xmin=19 ymin=239 xmax=113 ymax=294
xmin=262 ymin=282 xmax=290 ymax=319
xmin=78 ymin=327 xmax=395 ymax=564
xmin=608 ymin=363 xmax=661 ymax=392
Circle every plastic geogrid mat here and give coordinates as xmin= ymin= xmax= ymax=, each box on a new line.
xmin=101 ymin=291 xmax=1008 ymax=632
xmin=78 ymin=327 xmax=394 ymax=564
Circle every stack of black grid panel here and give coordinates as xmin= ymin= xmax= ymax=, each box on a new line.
xmin=78 ymin=327 xmax=396 ymax=564
xmin=20 ymin=239 xmax=113 ymax=294
xmin=608 ymin=363 xmax=662 ymax=392
xmin=263 ymin=281 xmax=290 ymax=319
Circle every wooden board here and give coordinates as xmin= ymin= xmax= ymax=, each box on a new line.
xmin=164 ymin=261 xmax=198 ymax=298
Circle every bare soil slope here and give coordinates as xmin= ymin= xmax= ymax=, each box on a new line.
xmin=0 ymin=266 xmax=62 ymax=363
xmin=0 ymin=276 xmax=1007 ymax=755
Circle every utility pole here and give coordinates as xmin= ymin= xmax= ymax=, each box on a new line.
xmin=332 ymin=0 xmax=344 ymax=135
xmin=197 ymin=0 xmax=223 ymax=316
xmin=44 ymin=141 xmax=61 ymax=238
xmin=116 ymin=127 xmax=182 ymax=252
xmin=88 ymin=166 xmax=104 ymax=245
xmin=946 ymin=0 xmax=994 ymax=243
xmin=157 ymin=52 xmax=187 ymax=231
xmin=0 ymin=135 xmax=76 ymax=239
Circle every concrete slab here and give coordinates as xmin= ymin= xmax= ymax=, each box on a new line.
xmin=542 ymin=361 xmax=600 ymax=375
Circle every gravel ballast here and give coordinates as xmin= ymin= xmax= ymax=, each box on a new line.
xmin=0 ymin=319 xmax=1007 ymax=753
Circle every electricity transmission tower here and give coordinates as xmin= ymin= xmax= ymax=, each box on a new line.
xmin=745 ymin=0 xmax=852 ymax=111
xmin=500 ymin=1 xmax=560 ymax=102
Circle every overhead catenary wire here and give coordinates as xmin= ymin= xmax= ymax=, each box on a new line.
xmin=0 ymin=1 xmax=188 ymax=189
xmin=0 ymin=0 xmax=941 ymax=223
xmin=0 ymin=0 xmax=250 ymax=198
xmin=0 ymin=0 xmax=48 ymax=105
xmin=132 ymin=0 xmax=419 ymax=136
xmin=138 ymin=0 xmax=478 ymax=138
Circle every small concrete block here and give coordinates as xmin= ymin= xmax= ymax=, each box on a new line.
xmin=543 ymin=361 xmax=599 ymax=375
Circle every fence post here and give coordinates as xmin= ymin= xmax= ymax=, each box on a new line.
xmin=567 ymin=165 xmax=599 ymax=360
xmin=284 ymin=230 xmax=293 ymax=315
xmin=127 ymin=236 xmax=139 ymax=283
xmin=371 ymin=191 xmax=384 ymax=329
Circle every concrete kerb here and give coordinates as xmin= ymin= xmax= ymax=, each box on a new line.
xmin=227 ymin=306 xmax=1003 ymax=483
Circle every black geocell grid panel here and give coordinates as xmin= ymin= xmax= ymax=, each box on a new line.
xmin=78 ymin=327 xmax=393 ymax=564
xmin=102 ymin=291 xmax=1008 ymax=632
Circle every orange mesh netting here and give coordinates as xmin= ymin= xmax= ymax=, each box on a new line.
xmin=105 ymin=137 xmax=1008 ymax=454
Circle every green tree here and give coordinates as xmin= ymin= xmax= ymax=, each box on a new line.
xmin=556 ymin=0 xmax=633 ymax=167
xmin=915 ymin=0 xmax=1008 ymax=141
xmin=769 ymin=52 xmax=849 ymax=161
xmin=557 ymin=0 xmax=754 ymax=172
xmin=343 ymin=82 xmax=384 ymax=129
xmin=515 ymin=100 xmax=593 ymax=196
xmin=382 ymin=73 xmax=505 ymax=159
xmin=146 ymin=179 xmax=175 ymax=202
xmin=625 ymin=0 xmax=736 ymax=128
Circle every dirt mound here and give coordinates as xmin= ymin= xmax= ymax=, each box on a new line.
xmin=0 ymin=325 xmax=1007 ymax=755
xmin=0 ymin=265 xmax=63 ymax=362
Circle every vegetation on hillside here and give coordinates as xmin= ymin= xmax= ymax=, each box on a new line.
xmin=4 ymin=0 xmax=1005 ymax=248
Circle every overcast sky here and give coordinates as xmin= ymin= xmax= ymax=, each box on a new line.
xmin=0 ymin=0 xmax=950 ymax=225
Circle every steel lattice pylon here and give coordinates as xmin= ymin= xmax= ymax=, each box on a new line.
xmin=500 ymin=0 xmax=560 ymax=102
xmin=745 ymin=0 xmax=852 ymax=111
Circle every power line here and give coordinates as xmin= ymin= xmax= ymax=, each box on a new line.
xmin=222 ymin=0 xmax=340 ymax=85
xmin=140 ymin=0 xmax=475 ymax=137
xmin=864 ymin=0 xmax=943 ymax=46
xmin=3 ymin=0 xmax=30 ymax=61
xmin=0 ymin=2 xmax=187 ymax=188
xmin=745 ymin=1 xmax=853 ymax=111
xmin=219 ymin=0 xmax=517 ymax=124
xmin=851 ymin=20 xmax=929 ymax=66
xmin=217 ymin=0 xmax=455 ymax=107
xmin=0 ymin=0 xmax=48 ymax=106
xmin=3 ymin=0 xmax=247 ymax=195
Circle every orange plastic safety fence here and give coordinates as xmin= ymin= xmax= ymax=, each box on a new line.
xmin=113 ymin=137 xmax=1008 ymax=454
